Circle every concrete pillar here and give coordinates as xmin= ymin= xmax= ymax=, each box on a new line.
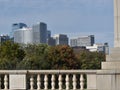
xmin=114 ymin=0 xmax=120 ymax=47
xmin=97 ymin=0 xmax=120 ymax=90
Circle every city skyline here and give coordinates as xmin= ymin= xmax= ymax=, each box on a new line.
xmin=0 ymin=0 xmax=113 ymax=46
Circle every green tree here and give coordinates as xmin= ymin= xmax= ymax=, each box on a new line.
xmin=18 ymin=44 xmax=50 ymax=69
xmin=0 ymin=41 xmax=25 ymax=69
xmin=77 ymin=51 xmax=105 ymax=69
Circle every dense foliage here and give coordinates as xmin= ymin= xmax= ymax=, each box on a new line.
xmin=0 ymin=41 xmax=25 ymax=69
xmin=17 ymin=44 xmax=51 ymax=69
xmin=47 ymin=45 xmax=79 ymax=69
xmin=0 ymin=41 xmax=105 ymax=70
xmin=77 ymin=51 xmax=105 ymax=69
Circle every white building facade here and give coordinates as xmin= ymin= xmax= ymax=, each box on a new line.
xmin=14 ymin=28 xmax=33 ymax=44
xmin=86 ymin=43 xmax=109 ymax=54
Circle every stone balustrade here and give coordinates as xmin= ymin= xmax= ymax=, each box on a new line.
xmin=0 ymin=70 xmax=97 ymax=90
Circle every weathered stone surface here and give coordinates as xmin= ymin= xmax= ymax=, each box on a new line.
xmin=9 ymin=74 xmax=26 ymax=90
xmin=97 ymin=70 xmax=120 ymax=90
xmin=102 ymin=62 xmax=120 ymax=69
xmin=114 ymin=0 xmax=120 ymax=47
xmin=97 ymin=1 xmax=120 ymax=90
xmin=87 ymin=74 xmax=97 ymax=89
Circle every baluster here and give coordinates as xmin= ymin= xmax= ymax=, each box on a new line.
xmin=73 ymin=74 xmax=77 ymax=90
xmin=0 ymin=77 xmax=1 ymax=89
xmin=44 ymin=74 xmax=48 ymax=90
xmin=30 ymin=75 xmax=34 ymax=90
xmin=37 ymin=74 xmax=41 ymax=90
xmin=58 ymin=74 xmax=62 ymax=90
xmin=4 ymin=74 xmax=8 ymax=90
xmin=51 ymin=74 xmax=55 ymax=90
xmin=80 ymin=74 xmax=84 ymax=90
xmin=65 ymin=74 xmax=69 ymax=90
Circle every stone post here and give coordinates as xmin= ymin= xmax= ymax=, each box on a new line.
xmin=9 ymin=70 xmax=27 ymax=90
xmin=114 ymin=0 xmax=120 ymax=47
xmin=97 ymin=0 xmax=120 ymax=90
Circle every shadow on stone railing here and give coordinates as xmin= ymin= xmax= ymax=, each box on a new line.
xmin=0 ymin=70 xmax=97 ymax=90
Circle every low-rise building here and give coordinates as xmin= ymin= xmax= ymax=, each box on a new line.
xmin=86 ymin=43 xmax=109 ymax=54
xmin=47 ymin=37 xmax=55 ymax=46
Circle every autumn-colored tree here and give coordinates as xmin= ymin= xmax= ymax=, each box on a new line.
xmin=47 ymin=45 xmax=79 ymax=69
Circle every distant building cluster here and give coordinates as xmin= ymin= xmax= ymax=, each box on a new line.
xmin=70 ymin=35 xmax=94 ymax=47
xmin=0 ymin=22 xmax=109 ymax=54
xmin=70 ymin=35 xmax=109 ymax=54
xmin=11 ymin=22 xmax=69 ymax=46
xmin=0 ymin=35 xmax=10 ymax=43
xmin=86 ymin=43 xmax=109 ymax=54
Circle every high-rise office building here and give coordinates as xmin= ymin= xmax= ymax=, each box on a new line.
xmin=46 ymin=30 xmax=55 ymax=46
xmin=53 ymin=34 xmax=68 ymax=45
xmin=77 ymin=35 xmax=94 ymax=46
xmin=70 ymin=38 xmax=77 ymax=47
xmin=70 ymin=35 xmax=95 ymax=47
xmin=47 ymin=37 xmax=56 ymax=46
xmin=32 ymin=22 xmax=47 ymax=44
xmin=0 ymin=34 xmax=10 ymax=43
xmin=11 ymin=23 xmax=27 ymax=37
xmin=12 ymin=23 xmax=27 ymax=31
xmin=47 ymin=30 xmax=51 ymax=39
xmin=14 ymin=28 xmax=33 ymax=44
xmin=13 ymin=22 xmax=48 ymax=44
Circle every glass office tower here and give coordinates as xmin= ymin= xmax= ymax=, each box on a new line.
xmin=32 ymin=22 xmax=47 ymax=44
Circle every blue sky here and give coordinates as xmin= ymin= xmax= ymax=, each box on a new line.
xmin=0 ymin=0 xmax=114 ymax=46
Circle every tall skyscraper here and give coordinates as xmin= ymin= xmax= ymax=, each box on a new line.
xmin=11 ymin=23 xmax=27 ymax=37
xmin=12 ymin=23 xmax=27 ymax=31
xmin=53 ymin=34 xmax=68 ymax=45
xmin=70 ymin=38 xmax=77 ymax=47
xmin=14 ymin=28 xmax=33 ymax=44
xmin=13 ymin=22 xmax=48 ymax=44
xmin=32 ymin=22 xmax=47 ymax=44
xmin=47 ymin=30 xmax=51 ymax=39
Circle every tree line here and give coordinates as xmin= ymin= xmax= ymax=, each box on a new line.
xmin=0 ymin=41 xmax=105 ymax=70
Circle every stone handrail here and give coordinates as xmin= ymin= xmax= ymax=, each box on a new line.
xmin=0 ymin=70 xmax=97 ymax=90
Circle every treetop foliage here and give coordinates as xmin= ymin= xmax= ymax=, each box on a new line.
xmin=0 ymin=41 xmax=105 ymax=70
